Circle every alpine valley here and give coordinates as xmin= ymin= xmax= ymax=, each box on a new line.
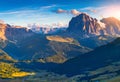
xmin=0 ymin=13 xmax=120 ymax=82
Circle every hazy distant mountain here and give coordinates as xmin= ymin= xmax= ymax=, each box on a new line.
xmin=28 ymin=24 xmax=66 ymax=34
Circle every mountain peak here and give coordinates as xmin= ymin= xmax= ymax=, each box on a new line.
xmin=67 ymin=13 xmax=102 ymax=36
xmin=67 ymin=13 xmax=120 ymax=37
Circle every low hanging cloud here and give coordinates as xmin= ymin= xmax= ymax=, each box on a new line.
xmin=71 ymin=9 xmax=81 ymax=15
xmin=98 ymin=21 xmax=106 ymax=28
xmin=52 ymin=9 xmax=81 ymax=16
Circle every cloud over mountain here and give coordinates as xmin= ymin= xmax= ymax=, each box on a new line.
xmin=52 ymin=9 xmax=81 ymax=15
xmin=71 ymin=9 xmax=81 ymax=15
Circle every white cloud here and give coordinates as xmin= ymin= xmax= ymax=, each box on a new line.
xmin=40 ymin=4 xmax=56 ymax=9
xmin=70 ymin=9 xmax=81 ymax=15
xmin=0 ymin=8 xmax=53 ymax=27
xmin=53 ymin=9 xmax=67 ymax=13
xmin=80 ymin=7 xmax=105 ymax=13
xmin=0 ymin=10 xmax=37 ymax=15
xmin=53 ymin=9 xmax=81 ymax=16
xmin=88 ymin=9 xmax=97 ymax=13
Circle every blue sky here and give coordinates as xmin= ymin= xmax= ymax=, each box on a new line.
xmin=0 ymin=0 xmax=120 ymax=27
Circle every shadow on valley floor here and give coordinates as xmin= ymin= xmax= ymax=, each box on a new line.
xmin=15 ymin=62 xmax=60 ymax=72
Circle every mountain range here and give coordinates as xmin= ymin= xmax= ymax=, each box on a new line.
xmin=0 ymin=13 xmax=120 ymax=63
xmin=0 ymin=21 xmax=90 ymax=63
xmin=0 ymin=13 xmax=120 ymax=81
xmin=28 ymin=24 xmax=66 ymax=34
xmin=67 ymin=13 xmax=120 ymax=37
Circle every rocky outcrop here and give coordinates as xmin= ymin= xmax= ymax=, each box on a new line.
xmin=5 ymin=26 xmax=34 ymax=42
xmin=0 ymin=23 xmax=7 ymax=40
xmin=67 ymin=13 xmax=104 ymax=36
xmin=0 ymin=22 xmax=35 ymax=43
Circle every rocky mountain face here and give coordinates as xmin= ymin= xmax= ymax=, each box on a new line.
xmin=5 ymin=26 xmax=34 ymax=43
xmin=67 ymin=13 xmax=104 ymax=36
xmin=67 ymin=13 xmax=120 ymax=37
xmin=0 ymin=22 xmax=35 ymax=45
xmin=0 ymin=23 xmax=7 ymax=40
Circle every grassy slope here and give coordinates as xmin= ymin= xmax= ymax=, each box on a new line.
xmin=4 ymin=35 xmax=91 ymax=63
xmin=56 ymin=38 xmax=120 ymax=75
xmin=0 ymin=49 xmax=16 ymax=62
xmin=0 ymin=62 xmax=35 ymax=79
